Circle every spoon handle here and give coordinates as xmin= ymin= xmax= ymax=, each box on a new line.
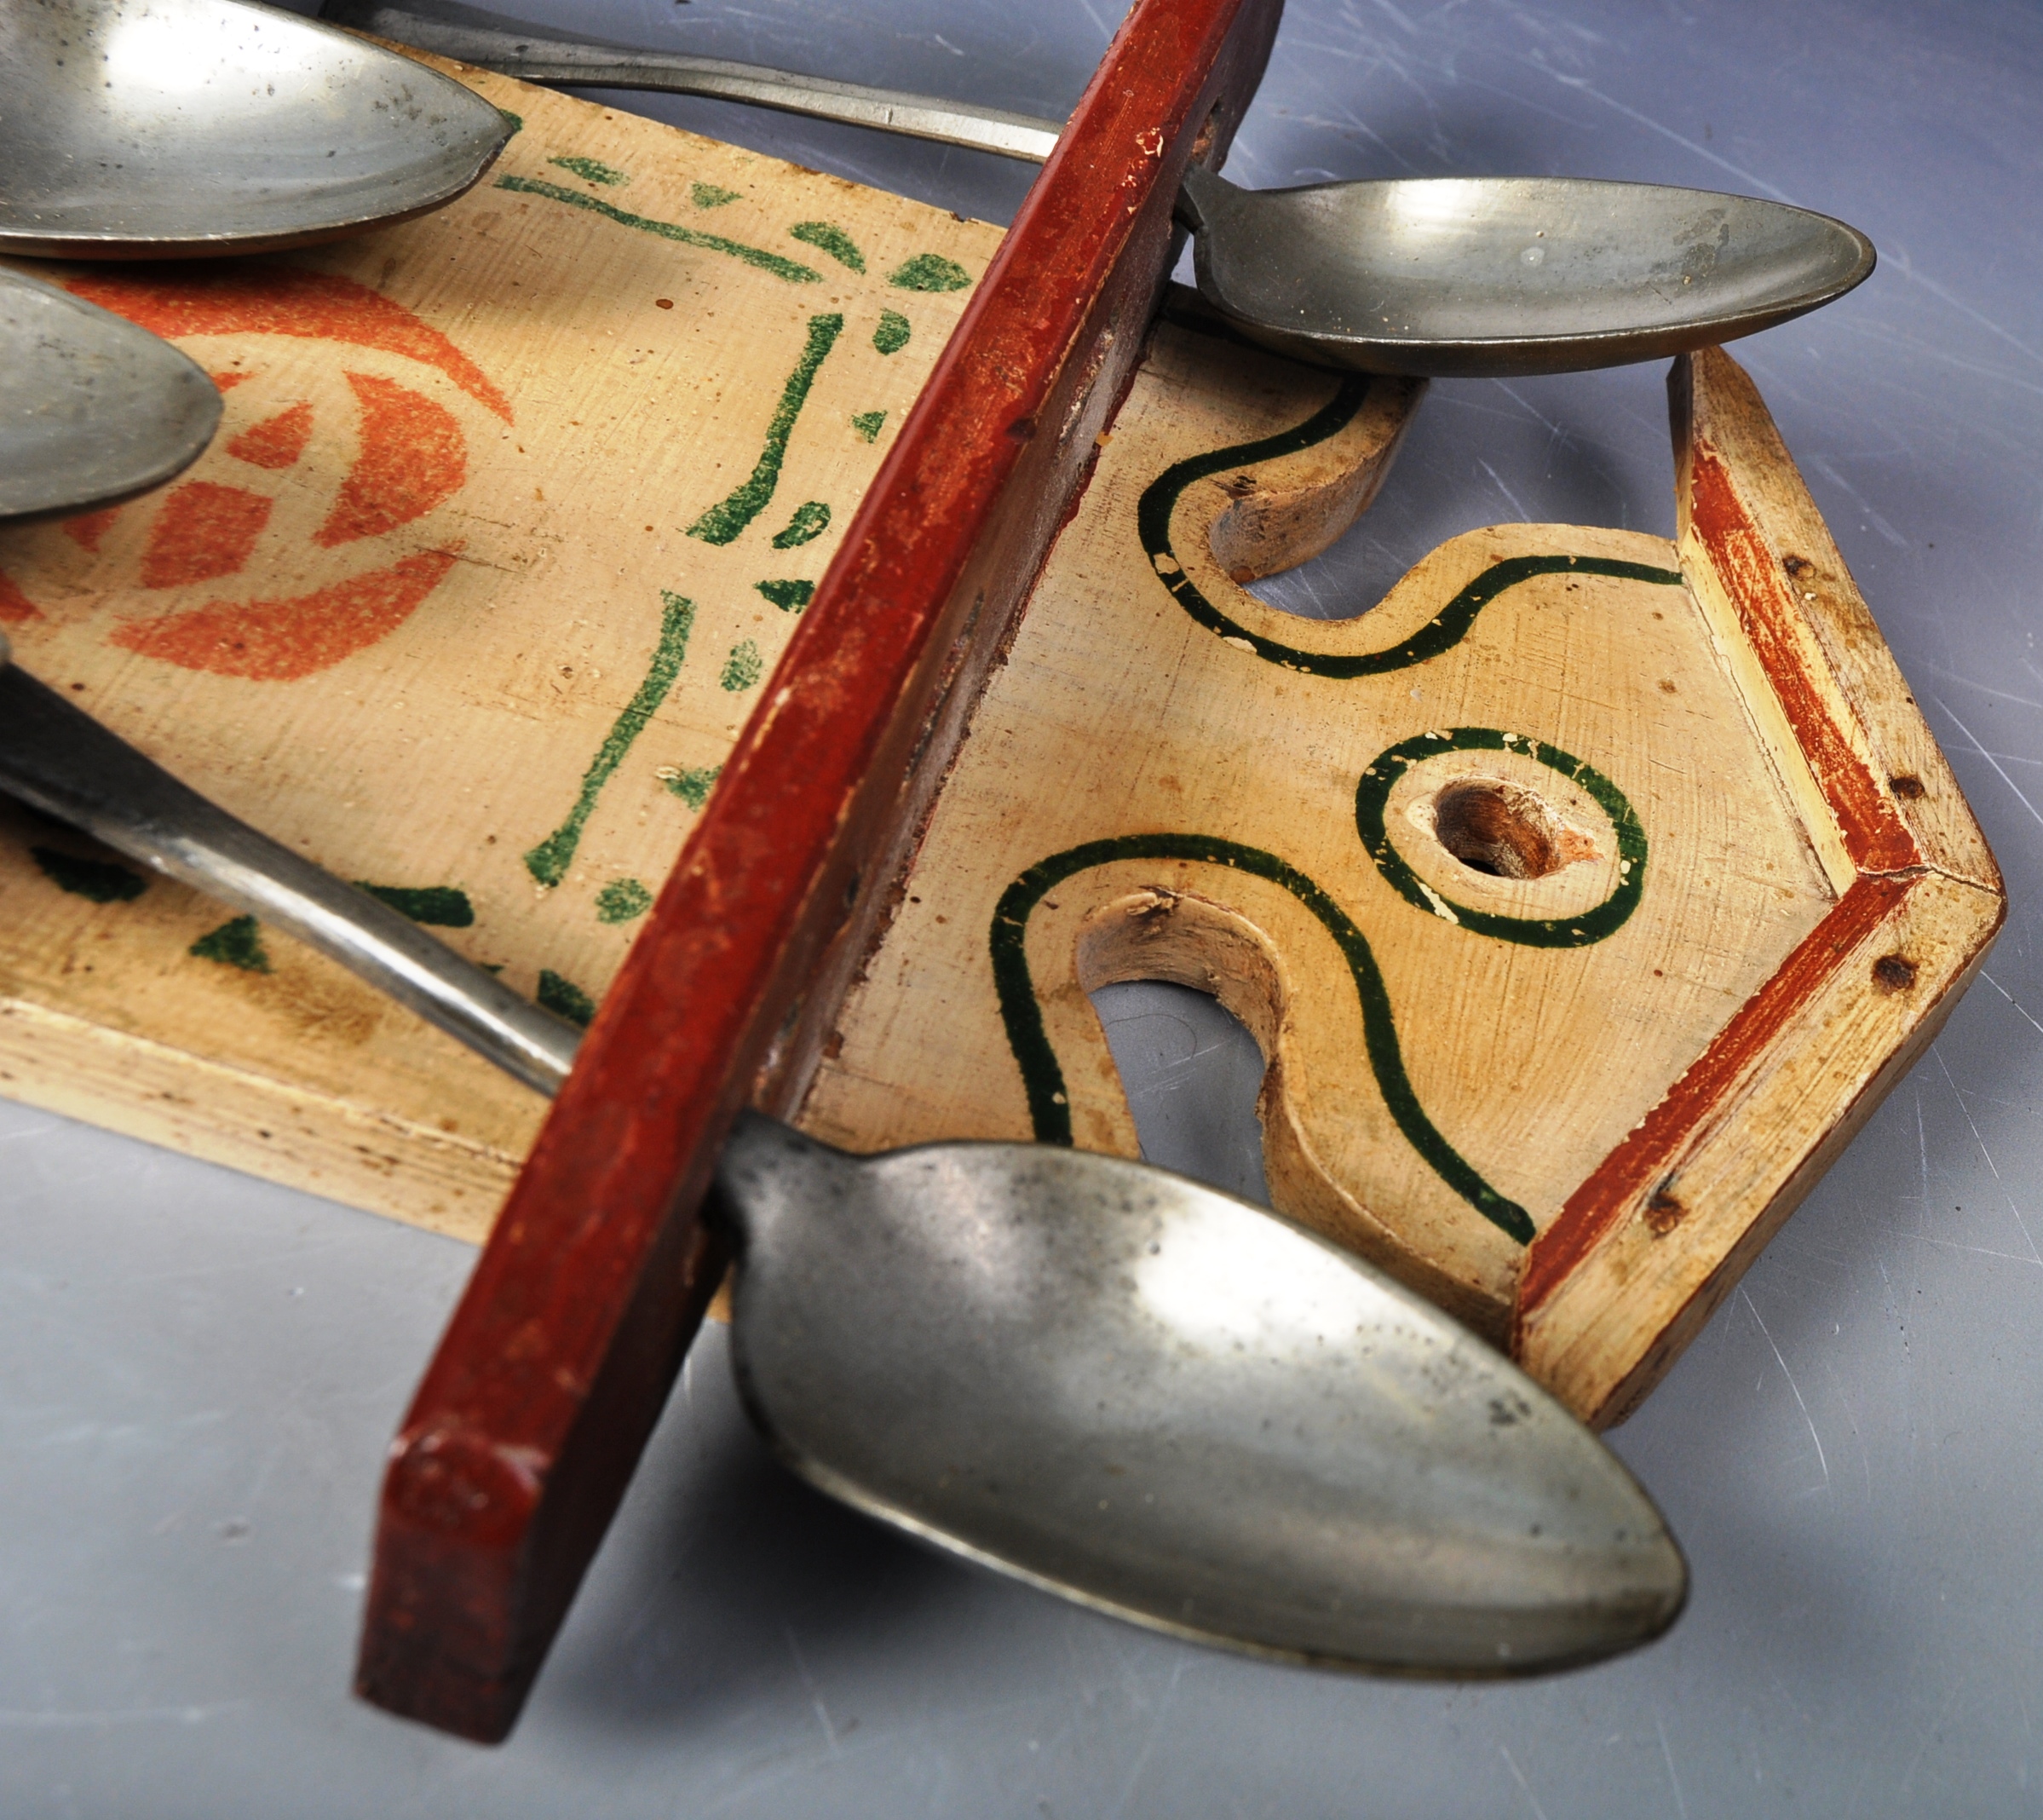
xmin=0 ymin=643 xmax=578 ymax=1097
xmin=321 ymin=1 xmax=1062 ymax=164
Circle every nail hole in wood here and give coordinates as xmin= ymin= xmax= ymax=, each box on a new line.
xmin=1430 ymin=781 xmax=1562 ymax=879
xmin=1890 ymin=774 xmax=1926 ymax=800
xmin=1782 ymin=554 xmax=1812 ymax=578
xmin=1873 ymin=953 xmax=1918 ymax=993
xmin=1643 ymin=1184 xmax=1685 ymax=1236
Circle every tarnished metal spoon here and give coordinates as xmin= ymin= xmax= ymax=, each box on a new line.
xmin=0 ymin=0 xmax=512 ymax=259
xmin=0 ymin=267 xmax=221 ymax=520
xmin=326 ymin=0 xmax=1874 ymax=379
xmin=0 ymin=631 xmax=1687 ymax=1675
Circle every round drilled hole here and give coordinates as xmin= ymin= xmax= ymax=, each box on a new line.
xmin=1431 ymin=781 xmax=1562 ymax=880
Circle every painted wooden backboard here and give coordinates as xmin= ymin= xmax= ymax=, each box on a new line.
xmin=796 ymin=318 xmax=2003 ymax=1422
xmin=0 ymin=55 xmax=1999 ymax=1434
xmin=0 ymin=60 xmax=998 ymax=1237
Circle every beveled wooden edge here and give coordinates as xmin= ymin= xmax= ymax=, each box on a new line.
xmin=1518 ymin=867 xmax=2000 ymax=1425
xmin=1511 ymin=348 xmax=2006 ymax=1425
xmin=355 ymin=0 xmax=1286 ymax=1742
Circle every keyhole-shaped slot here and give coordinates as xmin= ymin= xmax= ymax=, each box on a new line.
xmin=1430 ymin=780 xmax=1566 ymax=879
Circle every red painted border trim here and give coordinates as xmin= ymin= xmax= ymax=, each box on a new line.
xmin=1517 ymin=871 xmax=1909 ymax=1311
xmin=356 ymin=0 xmax=1283 ymax=1743
xmin=1683 ymin=439 xmax=1919 ymax=873
xmin=1516 ymin=352 xmax=1931 ymax=1322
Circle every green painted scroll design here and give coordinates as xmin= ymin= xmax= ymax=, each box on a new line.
xmin=688 ymin=314 xmax=845 ymax=544
xmin=525 ymin=592 xmax=696 ymax=887
xmin=494 ymin=176 xmax=822 ymax=283
xmin=1134 ymin=384 xmax=1684 ymax=674
xmin=31 ymin=846 xmax=146 ymax=903
xmin=888 ymin=254 xmax=970 ymax=291
xmin=721 ymin=640 xmax=764 ymax=691
xmin=662 ymin=763 xmax=722 ymax=809
xmin=595 ymin=878 xmax=653 ymax=924
xmin=872 ymin=311 xmax=910 ymax=354
xmin=538 ymin=968 xmax=596 ymax=1027
xmin=771 ymin=501 xmax=830 ymax=548
xmin=692 ymin=181 xmax=740 ymax=208
xmin=989 ymin=833 xmax=1536 ymax=1245
xmin=756 ymin=579 xmax=814 ymax=613
xmin=191 ymin=914 xmax=270 ymax=973
xmin=1356 ymin=729 xmax=1647 ymax=947
xmin=791 ymin=222 xmax=864 ymax=271
xmin=357 ymin=883 xmax=475 ymax=927
xmin=550 ymin=155 xmax=627 ymax=187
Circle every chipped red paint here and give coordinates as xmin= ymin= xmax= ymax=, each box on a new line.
xmin=1683 ymin=438 xmax=1919 ymax=874
xmin=355 ymin=0 xmax=1285 ymax=1744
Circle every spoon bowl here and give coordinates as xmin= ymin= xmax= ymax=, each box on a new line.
xmin=0 ymin=633 xmax=1686 ymax=1675
xmin=0 ymin=0 xmax=513 ymax=259
xmin=722 ymin=1115 xmax=1686 ymax=1672
xmin=1177 ymin=167 xmax=1875 ymax=377
xmin=328 ymin=0 xmax=1874 ymax=379
xmin=0 ymin=267 xmax=222 ymax=520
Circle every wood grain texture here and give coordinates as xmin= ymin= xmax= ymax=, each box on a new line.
xmin=0 ymin=58 xmax=996 ymax=1237
xmin=803 ymin=337 xmax=1998 ymax=1429
xmin=802 ymin=321 xmax=1842 ymax=1345
xmin=357 ymin=0 xmax=1286 ymax=1742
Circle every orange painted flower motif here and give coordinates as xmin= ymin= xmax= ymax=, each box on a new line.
xmin=0 ymin=264 xmax=509 ymax=681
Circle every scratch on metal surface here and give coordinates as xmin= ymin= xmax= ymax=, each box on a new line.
xmin=1897 ymin=1669 xmax=1971 ymax=1798
xmin=697 ymin=1690 xmax=1051 ymax=1815
xmin=1921 ymin=666 xmax=2043 ymax=716
xmin=1518 ymin=66 xmax=1791 ymax=201
xmin=1499 ymin=1740 xmax=1551 ymax=1820
xmin=1844 ymin=319 xmax=2043 ymax=403
xmin=1917 ymin=1086 xmax=1931 ymax=1224
xmin=1805 ymin=455 xmax=1909 ymax=549
xmin=1106 ymin=1649 xmax=1193 ymax=1817
xmin=782 ymin=1623 xmax=841 ymax=1754
xmin=1930 ymin=697 xmax=2043 ymax=832
xmin=1932 ymin=1045 xmax=2042 ymax=1266
xmin=1655 ymin=1711 xmax=1691 ymax=1820
xmin=1476 ymin=458 xmax=1532 ymax=521
xmin=1885 ymin=251 xmax=2043 ymax=372
xmin=1740 ymin=1286 xmax=1831 ymax=1490
xmin=1979 ymin=971 xmax=2043 ymax=1041
xmin=1819 ymin=1355 xmax=1875 ymax=1501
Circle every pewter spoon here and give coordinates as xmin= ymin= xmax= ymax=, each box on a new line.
xmin=325 ymin=0 xmax=1874 ymax=378
xmin=0 ymin=267 xmax=222 ymax=520
xmin=0 ymin=0 xmax=513 ymax=258
xmin=0 ymin=631 xmax=1687 ymax=1675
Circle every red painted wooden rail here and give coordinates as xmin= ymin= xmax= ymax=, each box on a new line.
xmin=355 ymin=0 xmax=1286 ymax=1742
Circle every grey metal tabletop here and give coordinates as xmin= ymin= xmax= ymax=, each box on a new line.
xmin=6 ymin=0 xmax=2041 ymax=1813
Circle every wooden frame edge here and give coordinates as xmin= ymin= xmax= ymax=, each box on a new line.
xmin=1520 ymin=867 xmax=2002 ymax=1424
xmin=0 ymin=994 xmax=515 ymax=1241
xmin=354 ymin=0 xmax=1286 ymax=1742
xmin=1512 ymin=347 xmax=2006 ymax=1422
